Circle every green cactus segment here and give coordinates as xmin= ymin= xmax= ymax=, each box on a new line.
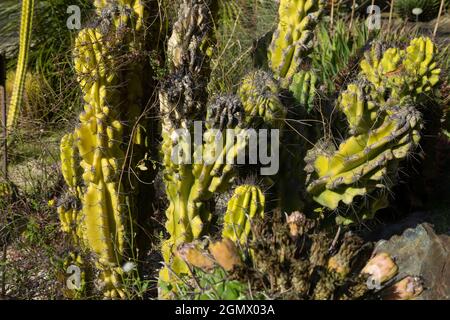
xmin=239 ymin=70 xmax=287 ymax=129
xmin=72 ymin=27 xmax=127 ymax=299
xmin=289 ymin=70 xmax=318 ymax=113
xmin=58 ymin=133 xmax=83 ymax=241
xmin=57 ymin=0 xmax=153 ymax=299
xmin=360 ymin=38 xmax=441 ymax=99
xmin=158 ymin=0 xmax=233 ymax=292
xmin=268 ymin=0 xmax=324 ymax=87
xmin=306 ymin=38 xmax=440 ymax=219
xmin=222 ymin=185 xmax=265 ymax=244
xmin=7 ymin=0 xmax=35 ymax=133
xmin=159 ymin=125 xmax=249 ymax=284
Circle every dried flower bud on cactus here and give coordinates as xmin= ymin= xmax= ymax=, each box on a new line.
xmin=209 ymin=238 xmax=242 ymax=271
xmin=361 ymin=252 xmax=398 ymax=284
xmin=382 ymin=276 xmax=424 ymax=300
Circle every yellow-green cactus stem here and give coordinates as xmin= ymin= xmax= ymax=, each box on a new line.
xmin=159 ymin=125 xmax=249 ymax=288
xmin=306 ymin=104 xmax=422 ymax=211
xmin=58 ymin=0 xmax=157 ymax=299
xmin=222 ymin=185 xmax=265 ymax=244
xmin=305 ymin=38 xmax=441 ymax=222
xmin=289 ymin=69 xmax=318 ymax=113
xmin=60 ymin=133 xmax=81 ymax=192
xmin=360 ymin=38 xmax=441 ymax=100
xmin=268 ymin=0 xmax=324 ymax=87
xmin=158 ymin=0 xmax=222 ymax=294
xmin=73 ymin=27 xmax=128 ymax=299
xmin=238 ymin=70 xmax=287 ymax=129
xmin=7 ymin=0 xmax=34 ymax=133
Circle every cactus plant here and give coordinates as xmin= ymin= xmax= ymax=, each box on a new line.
xmin=289 ymin=69 xmax=318 ymax=113
xmin=158 ymin=0 xmax=224 ymax=293
xmin=305 ymin=38 xmax=441 ymax=223
xmin=268 ymin=0 xmax=324 ymax=88
xmin=238 ymin=70 xmax=287 ymax=129
xmin=222 ymin=184 xmax=265 ymax=244
xmin=7 ymin=0 xmax=34 ymax=134
xmin=56 ymin=0 xmax=159 ymax=299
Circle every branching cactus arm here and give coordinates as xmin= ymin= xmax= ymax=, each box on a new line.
xmin=305 ymin=38 xmax=440 ymax=223
xmin=222 ymin=185 xmax=265 ymax=244
xmin=268 ymin=0 xmax=324 ymax=88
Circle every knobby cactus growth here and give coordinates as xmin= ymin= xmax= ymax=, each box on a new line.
xmin=57 ymin=0 xmax=159 ymax=299
xmin=305 ymin=37 xmax=441 ymax=224
xmin=268 ymin=0 xmax=325 ymax=88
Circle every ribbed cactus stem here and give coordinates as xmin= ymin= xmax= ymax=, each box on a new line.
xmin=58 ymin=0 xmax=155 ymax=299
xmin=305 ymin=38 xmax=440 ymax=223
xmin=222 ymin=185 xmax=265 ymax=244
xmin=239 ymin=70 xmax=287 ymax=129
xmin=268 ymin=0 xmax=324 ymax=88
xmin=7 ymin=0 xmax=34 ymax=133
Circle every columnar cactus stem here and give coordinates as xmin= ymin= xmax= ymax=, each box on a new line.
xmin=7 ymin=0 xmax=34 ymax=133
xmin=73 ymin=27 xmax=128 ymax=299
xmin=268 ymin=0 xmax=324 ymax=88
xmin=158 ymin=0 xmax=224 ymax=294
xmin=58 ymin=0 xmax=158 ymax=299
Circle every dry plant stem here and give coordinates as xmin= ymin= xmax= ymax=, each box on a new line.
xmin=388 ymin=0 xmax=395 ymax=34
xmin=1 ymin=243 xmax=5 ymax=296
xmin=0 ymin=53 xmax=7 ymax=180
xmin=349 ymin=0 xmax=356 ymax=29
xmin=433 ymin=0 xmax=446 ymax=39
xmin=330 ymin=0 xmax=335 ymax=35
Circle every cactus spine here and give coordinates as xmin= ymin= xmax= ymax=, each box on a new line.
xmin=305 ymin=38 xmax=441 ymax=222
xmin=268 ymin=0 xmax=324 ymax=88
xmin=7 ymin=0 xmax=34 ymax=133
xmin=222 ymin=185 xmax=265 ymax=244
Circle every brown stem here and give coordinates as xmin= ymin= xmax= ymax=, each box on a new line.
xmin=387 ymin=0 xmax=395 ymax=34
xmin=433 ymin=0 xmax=445 ymax=39
xmin=349 ymin=0 xmax=356 ymax=30
xmin=0 ymin=53 xmax=7 ymax=181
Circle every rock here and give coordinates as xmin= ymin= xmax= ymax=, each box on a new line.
xmin=374 ymin=223 xmax=450 ymax=300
